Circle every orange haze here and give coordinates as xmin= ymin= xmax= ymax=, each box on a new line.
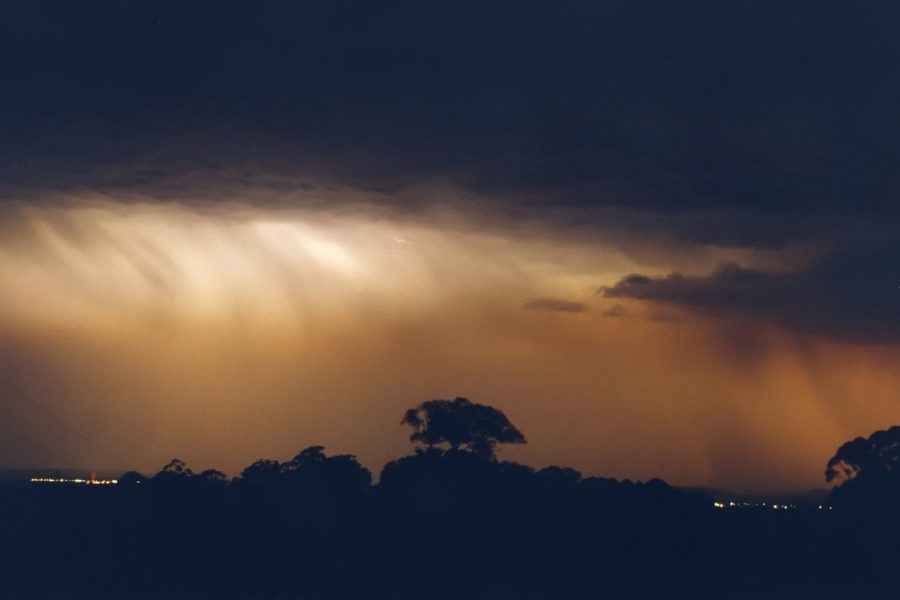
xmin=0 ymin=190 xmax=896 ymax=492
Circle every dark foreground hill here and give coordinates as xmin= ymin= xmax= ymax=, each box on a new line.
xmin=0 ymin=448 xmax=895 ymax=599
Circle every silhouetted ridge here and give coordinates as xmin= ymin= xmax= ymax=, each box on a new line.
xmin=2 ymin=402 xmax=899 ymax=598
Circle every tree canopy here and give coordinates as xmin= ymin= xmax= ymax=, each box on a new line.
xmin=234 ymin=446 xmax=371 ymax=494
xmin=401 ymin=396 xmax=526 ymax=458
xmin=825 ymin=425 xmax=900 ymax=484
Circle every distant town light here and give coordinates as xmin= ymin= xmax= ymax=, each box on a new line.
xmin=30 ymin=477 xmax=118 ymax=485
xmin=712 ymin=499 xmax=816 ymax=511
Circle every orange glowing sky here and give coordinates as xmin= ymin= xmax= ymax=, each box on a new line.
xmin=0 ymin=188 xmax=896 ymax=492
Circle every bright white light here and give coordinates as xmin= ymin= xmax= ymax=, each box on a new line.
xmin=0 ymin=199 xmax=638 ymax=329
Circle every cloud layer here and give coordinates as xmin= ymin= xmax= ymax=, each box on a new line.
xmin=4 ymin=2 xmax=900 ymax=246
xmin=605 ymin=242 xmax=900 ymax=344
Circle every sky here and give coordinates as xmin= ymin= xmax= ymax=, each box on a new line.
xmin=1 ymin=1 xmax=899 ymax=492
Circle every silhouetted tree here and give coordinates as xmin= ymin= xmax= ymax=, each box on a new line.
xmin=825 ymin=425 xmax=900 ymax=484
xmin=282 ymin=445 xmax=328 ymax=471
xmin=160 ymin=458 xmax=193 ymax=476
xmin=232 ymin=447 xmax=371 ymax=499
xmin=824 ymin=426 xmax=900 ymax=594
xmin=234 ymin=459 xmax=282 ymax=487
xmin=401 ymin=397 xmax=526 ymax=458
xmin=282 ymin=445 xmax=372 ymax=495
xmin=151 ymin=458 xmax=195 ymax=488
xmin=826 ymin=426 xmax=900 ymax=525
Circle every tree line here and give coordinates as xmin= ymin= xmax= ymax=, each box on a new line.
xmin=1 ymin=397 xmax=899 ymax=599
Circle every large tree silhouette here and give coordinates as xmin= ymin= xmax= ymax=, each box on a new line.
xmin=825 ymin=425 xmax=900 ymax=484
xmin=401 ymin=396 xmax=526 ymax=458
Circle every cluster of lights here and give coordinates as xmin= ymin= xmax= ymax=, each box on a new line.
xmin=713 ymin=500 xmax=832 ymax=511
xmin=712 ymin=500 xmax=777 ymax=509
xmin=30 ymin=477 xmax=118 ymax=485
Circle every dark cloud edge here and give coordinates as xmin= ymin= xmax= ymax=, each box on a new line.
xmin=603 ymin=248 xmax=900 ymax=346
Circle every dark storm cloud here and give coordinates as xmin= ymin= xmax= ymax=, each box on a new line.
xmin=3 ymin=1 xmax=900 ymax=246
xmin=604 ymin=242 xmax=900 ymax=344
xmin=523 ymin=298 xmax=586 ymax=313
